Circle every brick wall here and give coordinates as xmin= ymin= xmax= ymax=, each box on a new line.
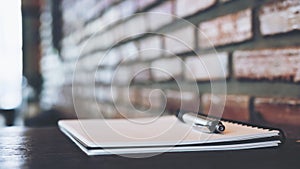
xmin=40 ymin=0 xmax=300 ymax=138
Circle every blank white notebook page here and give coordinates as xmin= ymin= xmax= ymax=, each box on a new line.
xmin=58 ymin=116 xmax=279 ymax=148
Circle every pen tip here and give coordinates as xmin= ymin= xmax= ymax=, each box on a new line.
xmin=216 ymin=123 xmax=225 ymax=133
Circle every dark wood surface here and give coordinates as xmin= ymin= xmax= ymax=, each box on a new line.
xmin=1 ymin=127 xmax=300 ymax=169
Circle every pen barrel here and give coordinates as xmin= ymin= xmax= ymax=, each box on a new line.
xmin=177 ymin=111 xmax=225 ymax=133
xmin=182 ymin=113 xmax=211 ymax=126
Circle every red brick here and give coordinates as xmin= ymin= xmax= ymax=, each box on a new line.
xmin=73 ymin=70 xmax=94 ymax=85
xmin=117 ymin=87 xmax=139 ymax=106
xmin=123 ymin=15 xmax=148 ymax=38
xmin=77 ymin=53 xmax=99 ymax=71
xmin=76 ymin=100 xmax=100 ymax=118
xmin=62 ymin=4 xmax=86 ymax=35
xmin=233 ymin=48 xmax=300 ymax=82
xmin=97 ymin=31 xmax=116 ymax=49
xmin=119 ymin=42 xmax=139 ymax=62
xmin=202 ymin=94 xmax=250 ymax=122
xmin=198 ymin=9 xmax=252 ymax=48
xmin=151 ymin=57 xmax=182 ymax=81
xmin=81 ymin=1 xmax=109 ymax=22
xmin=137 ymin=88 xmax=165 ymax=110
xmin=147 ymin=1 xmax=174 ymax=31
xmin=61 ymin=37 xmax=79 ymax=60
xmin=184 ymin=52 xmax=229 ymax=81
xmin=112 ymin=105 xmax=128 ymax=119
xmin=114 ymin=105 xmax=136 ymax=119
xmin=139 ymin=35 xmax=163 ymax=60
xmin=87 ymin=52 xmax=103 ymax=69
xmin=99 ymin=104 xmax=119 ymax=118
xmin=81 ymin=30 xmax=115 ymax=52
xmin=112 ymin=66 xmax=133 ymax=85
xmin=87 ymin=1 xmax=110 ymax=19
xmin=100 ymin=49 xmax=121 ymax=67
xmin=119 ymin=87 xmax=167 ymax=116
xmin=112 ymin=24 xmax=126 ymax=44
xmin=176 ymin=0 xmax=216 ymax=17
xmin=119 ymin=0 xmax=138 ymax=17
xmin=166 ymin=90 xmax=201 ymax=113
xmin=164 ymin=25 xmax=195 ymax=54
xmin=79 ymin=37 xmax=95 ymax=56
xmin=102 ymin=5 xmax=121 ymax=24
xmin=95 ymin=68 xmax=114 ymax=84
xmin=116 ymin=87 xmax=127 ymax=104
xmin=84 ymin=18 xmax=104 ymax=40
xmin=137 ymin=0 xmax=157 ymax=10
xmin=128 ymin=87 xmax=141 ymax=106
xmin=259 ymin=0 xmax=300 ymax=35
xmin=58 ymin=86 xmax=74 ymax=108
xmin=132 ymin=63 xmax=151 ymax=83
xmin=255 ymin=97 xmax=300 ymax=126
xmin=112 ymin=63 xmax=151 ymax=85
xmin=95 ymin=86 xmax=118 ymax=103
xmin=114 ymin=104 xmax=159 ymax=119
xmin=71 ymin=86 xmax=82 ymax=99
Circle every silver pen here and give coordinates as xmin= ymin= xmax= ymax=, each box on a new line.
xmin=176 ymin=110 xmax=225 ymax=133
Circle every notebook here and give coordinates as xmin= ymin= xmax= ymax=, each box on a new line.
xmin=58 ymin=116 xmax=282 ymax=156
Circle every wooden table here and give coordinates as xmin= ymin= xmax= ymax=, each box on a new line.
xmin=1 ymin=127 xmax=300 ymax=169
